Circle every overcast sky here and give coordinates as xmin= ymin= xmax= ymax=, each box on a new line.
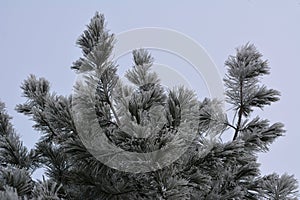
xmin=1 ymin=0 xmax=300 ymax=181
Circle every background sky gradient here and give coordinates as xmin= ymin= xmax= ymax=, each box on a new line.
xmin=1 ymin=0 xmax=299 ymax=181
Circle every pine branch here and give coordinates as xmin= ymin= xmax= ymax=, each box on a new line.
xmin=259 ymin=173 xmax=299 ymax=199
xmin=233 ymin=82 xmax=243 ymax=141
xmin=0 ymin=101 xmax=35 ymax=170
xmin=0 ymin=167 xmax=34 ymax=197
xmin=71 ymin=12 xmax=114 ymax=72
xmin=240 ymin=117 xmax=285 ymax=152
xmin=224 ymin=43 xmax=280 ymax=141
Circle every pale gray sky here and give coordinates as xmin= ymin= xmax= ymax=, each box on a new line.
xmin=1 ymin=0 xmax=300 ymax=181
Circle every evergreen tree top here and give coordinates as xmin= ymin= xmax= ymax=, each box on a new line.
xmin=0 ymin=12 xmax=298 ymax=199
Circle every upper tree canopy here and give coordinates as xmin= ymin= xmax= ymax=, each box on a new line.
xmin=0 ymin=12 xmax=298 ymax=200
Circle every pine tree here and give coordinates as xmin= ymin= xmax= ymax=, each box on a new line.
xmin=0 ymin=12 xmax=298 ymax=199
